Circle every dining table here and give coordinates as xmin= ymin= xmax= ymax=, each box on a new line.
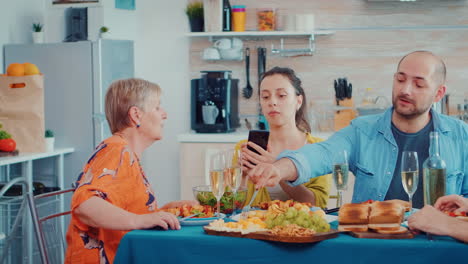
xmin=114 ymin=220 xmax=466 ymax=264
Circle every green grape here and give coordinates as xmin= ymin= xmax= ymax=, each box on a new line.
xmin=273 ymin=218 xmax=282 ymax=226
xmin=276 ymin=215 xmax=285 ymax=223
xmin=295 ymin=219 xmax=304 ymax=227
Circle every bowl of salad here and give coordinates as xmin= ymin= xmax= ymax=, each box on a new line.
xmin=193 ymin=185 xmax=247 ymax=214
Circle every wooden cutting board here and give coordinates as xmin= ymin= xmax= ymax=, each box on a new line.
xmin=204 ymin=227 xmax=340 ymax=243
xmin=350 ymin=231 xmax=414 ymax=239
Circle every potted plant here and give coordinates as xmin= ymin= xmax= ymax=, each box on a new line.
xmin=32 ymin=23 xmax=44 ymax=44
xmin=45 ymin=129 xmax=55 ymax=152
xmin=99 ymin=26 xmax=109 ymax=39
xmin=185 ymin=2 xmax=204 ymax=32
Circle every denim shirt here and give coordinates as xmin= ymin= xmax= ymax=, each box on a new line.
xmin=278 ymin=108 xmax=468 ymax=203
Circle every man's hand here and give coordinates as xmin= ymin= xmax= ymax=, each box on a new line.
xmin=248 ymin=162 xmax=281 ymax=188
xmin=435 ymin=195 xmax=468 ymax=213
xmin=248 ymin=158 xmax=298 ymax=189
xmin=408 ymin=205 xmax=454 ymax=236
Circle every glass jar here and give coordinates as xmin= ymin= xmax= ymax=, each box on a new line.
xmin=257 ymin=8 xmax=276 ymax=31
xmin=232 ymin=5 xmax=246 ymax=32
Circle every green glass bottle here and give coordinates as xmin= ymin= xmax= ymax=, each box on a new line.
xmin=422 ymin=131 xmax=446 ymax=205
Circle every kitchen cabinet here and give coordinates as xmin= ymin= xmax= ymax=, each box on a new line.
xmin=0 ymin=148 xmax=74 ymax=190
xmin=0 ymin=148 xmax=74 ymax=264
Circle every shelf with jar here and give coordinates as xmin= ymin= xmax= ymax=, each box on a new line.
xmin=186 ymin=30 xmax=334 ymax=38
xmin=194 ymin=31 xmax=334 ymax=59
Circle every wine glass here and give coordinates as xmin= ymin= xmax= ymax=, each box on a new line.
xmin=210 ymin=151 xmax=226 ymax=219
xmin=332 ymin=150 xmax=349 ymax=207
xmin=224 ymin=149 xmax=243 ymax=216
xmin=401 ymin=151 xmax=419 ymax=213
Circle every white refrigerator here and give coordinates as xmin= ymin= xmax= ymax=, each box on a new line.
xmin=4 ymin=40 xmax=134 ymax=187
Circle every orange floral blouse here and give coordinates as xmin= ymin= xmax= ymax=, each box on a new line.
xmin=65 ymin=135 xmax=157 ymax=264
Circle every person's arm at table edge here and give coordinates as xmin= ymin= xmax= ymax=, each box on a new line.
xmin=446 ymin=219 xmax=468 ymax=243
xmin=273 ymin=158 xmax=299 ymax=182
xmin=74 ymin=196 xmax=166 ymax=231
xmin=276 ymin=124 xmax=356 ymax=187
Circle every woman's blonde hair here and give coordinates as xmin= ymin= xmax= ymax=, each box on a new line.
xmin=105 ymin=78 xmax=161 ymax=133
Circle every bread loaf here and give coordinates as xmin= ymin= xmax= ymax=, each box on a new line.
xmin=386 ymin=199 xmax=411 ymax=212
xmin=338 ymin=203 xmax=370 ymax=232
xmin=368 ymin=201 xmax=405 ymax=231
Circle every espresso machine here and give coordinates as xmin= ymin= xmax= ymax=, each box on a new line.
xmin=191 ymin=71 xmax=240 ymax=133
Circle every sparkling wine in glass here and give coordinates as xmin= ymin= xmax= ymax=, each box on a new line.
xmin=210 ymin=152 xmax=225 ymax=219
xmin=332 ymin=150 xmax=349 ymax=207
xmin=401 ymin=151 xmax=419 ymax=212
xmin=224 ymin=149 xmax=242 ymax=215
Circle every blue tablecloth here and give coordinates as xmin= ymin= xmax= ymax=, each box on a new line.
xmin=115 ymin=222 xmax=466 ymax=264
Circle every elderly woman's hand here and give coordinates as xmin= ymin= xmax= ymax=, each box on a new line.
xmin=160 ymin=200 xmax=199 ymax=210
xmin=136 ymin=211 xmax=181 ymax=230
xmin=241 ymin=142 xmax=275 ymax=173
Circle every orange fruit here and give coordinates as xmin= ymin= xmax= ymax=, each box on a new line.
xmin=23 ymin=63 xmax=40 ymax=75
xmin=6 ymin=63 xmax=25 ymax=76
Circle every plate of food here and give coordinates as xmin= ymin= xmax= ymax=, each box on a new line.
xmin=205 ymin=200 xmax=335 ymax=243
xmin=179 ymin=214 xmax=226 ymax=226
xmin=161 ymin=204 xmax=226 ymax=226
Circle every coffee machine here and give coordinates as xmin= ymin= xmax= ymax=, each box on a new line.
xmin=191 ymin=71 xmax=239 ymax=133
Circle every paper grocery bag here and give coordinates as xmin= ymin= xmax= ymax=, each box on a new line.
xmin=0 ymin=75 xmax=46 ymax=153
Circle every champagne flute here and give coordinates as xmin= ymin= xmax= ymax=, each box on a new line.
xmin=332 ymin=150 xmax=349 ymax=207
xmin=210 ymin=152 xmax=225 ymax=219
xmin=225 ymin=149 xmax=243 ymax=216
xmin=401 ymin=151 xmax=419 ymax=213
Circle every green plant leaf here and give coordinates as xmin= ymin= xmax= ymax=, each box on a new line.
xmin=185 ymin=2 xmax=203 ymax=19
xmin=45 ymin=129 xmax=54 ymax=138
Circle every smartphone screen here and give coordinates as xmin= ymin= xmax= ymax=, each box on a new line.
xmin=247 ymin=130 xmax=270 ymax=155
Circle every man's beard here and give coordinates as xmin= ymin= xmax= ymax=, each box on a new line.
xmin=392 ymin=95 xmax=432 ymax=119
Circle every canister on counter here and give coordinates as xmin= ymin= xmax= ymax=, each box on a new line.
xmin=232 ymin=5 xmax=246 ymax=32
xmin=257 ymin=8 xmax=276 ymax=31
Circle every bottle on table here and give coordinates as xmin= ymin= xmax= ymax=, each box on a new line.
xmin=422 ymin=131 xmax=446 ymax=205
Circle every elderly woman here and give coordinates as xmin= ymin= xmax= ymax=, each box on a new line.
xmin=65 ymin=78 xmax=196 ymax=263
xmin=237 ymin=67 xmax=331 ymax=208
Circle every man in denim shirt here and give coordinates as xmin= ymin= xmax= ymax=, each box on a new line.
xmin=248 ymin=51 xmax=468 ymax=206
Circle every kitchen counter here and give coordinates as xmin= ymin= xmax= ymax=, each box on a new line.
xmin=177 ymin=131 xmax=335 ymax=143
xmin=177 ymin=131 xmax=248 ymax=143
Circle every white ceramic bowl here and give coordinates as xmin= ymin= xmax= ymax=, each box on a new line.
xmin=219 ymin=48 xmax=243 ymax=60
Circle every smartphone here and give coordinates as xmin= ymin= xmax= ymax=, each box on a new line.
xmin=247 ymin=130 xmax=270 ymax=155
